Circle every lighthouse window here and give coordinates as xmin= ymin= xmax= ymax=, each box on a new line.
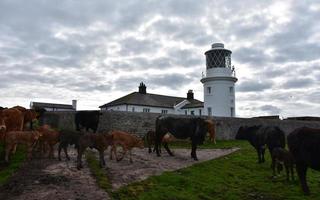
xmin=207 ymin=87 xmax=211 ymax=94
xmin=229 ymin=86 xmax=234 ymax=93
xmin=207 ymin=107 xmax=212 ymax=116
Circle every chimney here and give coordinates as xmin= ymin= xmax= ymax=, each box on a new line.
xmin=138 ymin=82 xmax=146 ymax=94
xmin=187 ymin=90 xmax=194 ymax=100
xmin=72 ymin=100 xmax=77 ymax=110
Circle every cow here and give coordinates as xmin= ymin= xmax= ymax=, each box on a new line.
xmin=2 ymin=108 xmax=24 ymax=132
xmin=58 ymin=129 xmax=83 ymax=161
xmin=155 ymin=116 xmax=209 ymax=161
xmin=75 ymin=111 xmax=101 ymax=133
xmin=37 ymin=125 xmax=60 ymax=158
xmin=12 ymin=106 xmax=38 ymax=130
xmin=109 ymin=131 xmax=144 ymax=163
xmin=271 ymin=147 xmax=295 ymax=181
xmin=77 ymin=132 xmax=113 ymax=170
xmin=205 ymin=119 xmax=216 ymax=143
xmin=4 ymin=131 xmax=42 ymax=162
xmin=287 ymin=127 xmax=320 ymax=195
xmin=235 ymin=125 xmax=285 ymax=163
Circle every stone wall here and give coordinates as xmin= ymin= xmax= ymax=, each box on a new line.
xmin=42 ymin=111 xmax=320 ymax=139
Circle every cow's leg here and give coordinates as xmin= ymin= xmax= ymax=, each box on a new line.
xmin=256 ymin=147 xmax=262 ymax=163
xmin=261 ymin=146 xmax=265 ymax=163
xmin=58 ymin=143 xmax=62 ymax=161
xmin=98 ymin=150 xmax=105 ymax=167
xmin=5 ymin=144 xmax=12 ymax=163
xmin=109 ymin=145 xmax=114 ymax=160
xmin=77 ymin=147 xmax=85 ymax=170
xmin=296 ymin=163 xmax=309 ymax=195
xmin=12 ymin=144 xmax=18 ymax=154
xmin=191 ymin=142 xmax=198 ymax=161
xmin=63 ymin=146 xmax=70 ymax=161
xmin=272 ymin=159 xmax=277 ymax=177
xmin=155 ymin=132 xmax=162 ymax=157
xmin=163 ymin=142 xmax=174 ymax=156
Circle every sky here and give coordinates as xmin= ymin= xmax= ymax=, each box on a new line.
xmin=0 ymin=0 xmax=319 ymax=118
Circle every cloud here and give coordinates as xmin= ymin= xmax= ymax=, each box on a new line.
xmin=0 ymin=0 xmax=319 ymax=118
xmin=237 ymin=80 xmax=274 ymax=92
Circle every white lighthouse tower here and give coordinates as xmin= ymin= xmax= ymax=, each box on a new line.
xmin=201 ymin=43 xmax=238 ymax=117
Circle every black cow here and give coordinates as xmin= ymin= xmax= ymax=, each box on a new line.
xmin=235 ymin=125 xmax=285 ymax=163
xmin=75 ymin=111 xmax=101 ymax=133
xmin=58 ymin=129 xmax=84 ymax=161
xmin=287 ymin=127 xmax=320 ymax=195
xmin=155 ymin=116 xmax=209 ymax=161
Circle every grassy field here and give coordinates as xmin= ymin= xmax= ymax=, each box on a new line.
xmin=0 ymin=144 xmax=26 ymax=185
xmin=106 ymin=140 xmax=320 ymax=200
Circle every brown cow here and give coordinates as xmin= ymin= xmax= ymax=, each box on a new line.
xmin=5 ymin=131 xmax=42 ymax=162
xmin=110 ymin=131 xmax=144 ymax=163
xmin=205 ymin=119 xmax=216 ymax=144
xmin=145 ymin=130 xmax=175 ymax=153
xmin=12 ymin=106 xmax=38 ymax=130
xmin=0 ymin=110 xmax=7 ymax=141
xmin=77 ymin=132 xmax=113 ymax=170
xmin=37 ymin=125 xmax=60 ymax=158
xmin=2 ymin=108 xmax=24 ymax=132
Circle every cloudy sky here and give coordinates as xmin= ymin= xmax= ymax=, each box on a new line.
xmin=0 ymin=0 xmax=319 ymax=118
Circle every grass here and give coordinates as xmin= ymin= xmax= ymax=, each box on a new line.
xmin=86 ymin=150 xmax=113 ymax=194
xmin=0 ymin=144 xmax=26 ymax=185
xmin=109 ymin=140 xmax=320 ymax=200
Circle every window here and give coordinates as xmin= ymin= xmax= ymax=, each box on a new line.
xmin=132 ymin=107 xmax=135 ymax=112
xmin=207 ymin=107 xmax=212 ymax=116
xmin=207 ymin=87 xmax=211 ymax=94
xmin=229 ymin=86 xmax=234 ymax=94
xmin=185 ymin=110 xmax=188 ymax=115
xmin=190 ymin=111 xmax=195 ymax=115
xmin=143 ymin=108 xmax=150 ymax=113
xmin=199 ymin=109 xmax=202 ymax=116
xmin=161 ymin=110 xmax=168 ymax=114
xmin=230 ymin=107 xmax=234 ymax=117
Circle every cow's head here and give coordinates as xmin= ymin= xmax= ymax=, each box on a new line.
xmin=195 ymin=118 xmax=208 ymax=145
xmin=235 ymin=125 xmax=261 ymax=140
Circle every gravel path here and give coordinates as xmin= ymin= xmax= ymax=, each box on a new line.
xmin=104 ymin=147 xmax=239 ymax=190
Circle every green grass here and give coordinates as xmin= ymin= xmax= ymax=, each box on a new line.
xmin=110 ymin=140 xmax=320 ymax=200
xmin=0 ymin=144 xmax=26 ymax=185
xmin=86 ymin=150 xmax=113 ymax=194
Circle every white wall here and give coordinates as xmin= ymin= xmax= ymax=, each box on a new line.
xmin=101 ymin=104 xmax=203 ymax=116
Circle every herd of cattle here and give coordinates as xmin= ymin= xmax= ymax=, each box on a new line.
xmin=0 ymin=106 xmax=319 ymax=195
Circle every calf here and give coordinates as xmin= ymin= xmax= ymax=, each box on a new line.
xmin=205 ymin=119 xmax=216 ymax=143
xmin=77 ymin=132 xmax=113 ymax=169
xmin=287 ymin=127 xmax=320 ymax=195
xmin=110 ymin=131 xmax=144 ymax=163
xmin=5 ymin=131 xmax=41 ymax=162
xmin=271 ymin=147 xmax=295 ymax=181
xmin=37 ymin=125 xmax=60 ymax=158
xmin=145 ymin=130 xmax=174 ymax=153
xmin=235 ymin=125 xmax=285 ymax=163
xmin=58 ymin=129 xmax=83 ymax=161
xmin=12 ymin=106 xmax=38 ymax=130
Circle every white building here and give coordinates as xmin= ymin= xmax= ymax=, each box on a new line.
xmin=201 ymin=43 xmax=237 ymax=117
xmin=99 ymin=83 xmax=204 ymax=116
xmin=100 ymin=43 xmax=237 ymax=117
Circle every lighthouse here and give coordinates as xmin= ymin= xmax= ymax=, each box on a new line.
xmin=201 ymin=43 xmax=237 ymax=117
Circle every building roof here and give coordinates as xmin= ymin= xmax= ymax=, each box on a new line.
xmin=181 ymin=101 xmax=204 ymax=109
xmin=30 ymin=102 xmax=75 ymax=110
xmin=99 ymin=92 xmax=203 ymax=109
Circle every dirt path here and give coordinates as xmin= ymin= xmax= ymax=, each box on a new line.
xmin=0 ymin=150 xmax=110 ymax=200
xmin=104 ymin=147 xmax=239 ymax=190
